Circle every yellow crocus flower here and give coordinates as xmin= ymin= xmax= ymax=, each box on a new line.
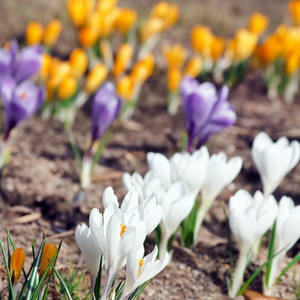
xmin=183 ymin=56 xmax=202 ymax=78
xmin=40 ymin=243 xmax=58 ymax=277
xmin=40 ymin=54 xmax=52 ymax=81
xmin=99 ymin=7 xmax=120 ymax=38
xmin=248 ymin=12 xmax=269 ymax=36
xmin=163 ymin=44 xmax=187 ymax=69
xmin=116 ymin=75 xmax=134 ymax=102
xmin=78 ymin=26 xmax=99 ymax=48
xmin=130 ymin=54 xmax=154 ymax=85
xmin=69 ymin=48 xmax=88 ymax=79
xmin=115 ymin=8 xmax=137 ymax=35
xmin=168 ymin=67 xmax=181 ymax=92
xmin=113 ymin=43 xmax=134 ymax=77
xmin=140 ymin=17 xmax=165 ymax=42
xmin=10 ymin=248 xmax=25 ymax=285
xmin=191 ymin=26 xmax=213 ymax=58
xmin=26 ymin=21 xmax=44 ymax=45
xmin=67 ymin=0 xmax=94 ymax=27
xmin=289 ymin=0 xmax=300 ymax=25
xmin=286 ymin=51 xmax=300 ymax=75
xmin=85 ymin=62 xmax=108 ymax=94
xmin=43 ymin=19 xmax=62 ymax=47
xmin=58 ymin=75 xmax=77 ymax=100
xmin=150 ymin=2 xmax=179 ymax=28
xmin=97 ymin=0 xmax=118 ymax=13
xmin=210 ymin=36 xmax=225 ymax=62
xmin=50 ymin=59 xmax=71 ymax=87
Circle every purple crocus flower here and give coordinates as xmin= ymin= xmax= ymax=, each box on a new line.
xmin=91 ymin=82 xmax=122 ymax=143
xmin=180 ymin=76 xmax=236 ymax=153
xmin=0 ymin=76 xmax=45 ymax=139
xmin=0 ymin=40 xmax=42 ymax=85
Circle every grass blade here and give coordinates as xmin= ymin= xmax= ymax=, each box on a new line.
xmin=265 ymin=221 xmax=276 ymax=287
xmin=133 ymin=280 xmax=151 ymax=300
xmin=94 ymin=255 xmax=103 ymax=300
xmin=52 ymin=264 xmax=73 ymax=300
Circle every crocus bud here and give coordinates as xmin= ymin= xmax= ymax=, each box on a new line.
xmin=289 ymin=0 xmax=300 ymax=25
xmin=210 ymin=36 xmax=224 ymax=62
xmin=113 ymin=43 xmax=134 ymax=77
xmin=115 ymin=8 xmax=137 ymax=35
xmin=191 ymin=26 xmax=213 ymax=57
xmin=67 ymin=0 xmax=93 ymax=27
xmin=40 ymin=54 xmax=52 ymax=81
xmin=248 ymin=12 xmax=269 ymax=35
xmin=286 ymin=51 xmax=300 ymax=75
xmin=10 ymin=248 xmax=25 ymax=285
xmin=150 ymin=2 xmax=179 ymax=28
xmin=26 ymin=22 xmax=44 ymax=45
xmin=130 ymin=54 xmax=154 ymax=85
xmin=78 ymin=26 xmax=99 ymax=48
xmin=43 ymin=19 xmax=62 ymax=47
xmin=40 ymin=243 xmax=58 ymax=277
xmin=252 ymin=132 xmax=300 ymax=197
xmin=116 ymin=76 xmax=134 ymax=102
xmin=167 ymin=67 xmax=181 ymax=93
xmin=69 ymin=48 xmax=88 ymax=79
xmin=183 ymin=56 xmax=202 ymax=78
xmin=163 ymin=44 xmax=187 ymax=69
xmin=85 ymin=62 xmax=108 ymax=94
xmin=58 ymin=75 xmax=77 ymax=100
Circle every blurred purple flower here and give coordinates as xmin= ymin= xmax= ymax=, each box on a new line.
xmin=0 ymin=40 xmax=42 ymax=84
xmin=180 ymin=76 xmax=236 ymax=153
xmin=91 ymin=82 xmax=122 ymax=142
xmin=0 ymin=76 xmax=45 ymax=139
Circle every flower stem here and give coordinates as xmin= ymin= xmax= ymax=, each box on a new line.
xmin=101 ymin=267 xmax=115 ymax=300
xmin=81 ymin=147 xmax=93 ymax=189
xmin=228 ymin=246 xmax=249 ymax=298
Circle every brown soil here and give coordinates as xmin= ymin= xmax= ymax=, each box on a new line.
xmin=0 ymin=1 xmax=299 ymax=300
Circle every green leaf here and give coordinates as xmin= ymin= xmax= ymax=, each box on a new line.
xmin=0 ymin=239 xmax=14 ymax=300
xmin=52 ymin=264 xmax=73 ymax=300
xmin=181 ymin=200 xmax=198 ymax=248
xmin=133 ymin=280 xmax=151 ymax=300
xmin=41 ymin=283 xmax=49 ymax=300
xmin=265 ymin=221 xmax=276 ymax=287
xmin=94 ymin=255 xmax=103 ymax=300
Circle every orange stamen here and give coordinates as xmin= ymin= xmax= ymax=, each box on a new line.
xmin=137 ymin=259 xmax=144 ymax=278
xmin=120 ymin=224 xmax=127 ymax=237
xmin=20 ymin=92 xmax=26 ymax=99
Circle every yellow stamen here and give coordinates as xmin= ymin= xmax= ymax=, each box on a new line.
xmin=120 ymin=224 xmax=127 ymax=237
xmin=137 ymin=259 xmax=144 ymax=278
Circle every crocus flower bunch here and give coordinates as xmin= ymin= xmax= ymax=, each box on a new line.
xmin=0 ymin=40 xmax=45 ymax=168
xmin=123 ymin=145 xmax=242 ymax=253
xmin=75 ymin=186 xmax=168 ymax=300
xmin=81 ymin=82 xmax=122 ymax=188
xmin=180 ymin=76 xmax=236 ymax=153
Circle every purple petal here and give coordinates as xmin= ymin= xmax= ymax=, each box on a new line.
xmin=180 ymin=76 xmax=199 ymax=100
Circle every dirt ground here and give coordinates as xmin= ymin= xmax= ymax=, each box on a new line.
xmin=0 ymin=0 xmax=300 ymax=299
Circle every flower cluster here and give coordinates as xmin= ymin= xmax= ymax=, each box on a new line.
xmin=228 ymin=132 xmax=300 ymax=298
xmin=75 ymin=186 xmax=168 ymax=300
xmin=124 ymin=145 xmax=242 ymax=254
xmin=0 ymin=40 xmax=45 ymax=168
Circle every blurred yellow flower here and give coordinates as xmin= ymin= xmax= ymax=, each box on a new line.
xmin=280 ymin=26 xmax=300 ymax=57
xmin=130 ymin=54 xmax=155 ymax=85
xmin=150 ymin=2 xmax=179 ymax=29
xmin=69 ymin=48 xmax=88 ymax=79
xmin=99 ymin=7 xmax=120 ymax=37
xmin=140 ymin=17 xmax=165 ymax=42
xmin=183 ymin=56 xmax=202 ymax=78
xmin=115 ymin=8 xmax=137 ymax=35
xmin=248 ymin=12 xmax=269 ymax=36
xmin=168 ymin=67 xmax=181 ymax=92
xmin=40 ymin=54 xmax=52 ymax=81
xmin=40 ymin=243 xmax=58 ymax=277
xmin=50 ymin=59 xmax=71 ymax=87
xmin=191 ymin=26 xmax=213 ymax=58
xmin=286 ymin=51 xmax=300 ymax=75
xmin=163 ymin=44 xmax=187 ymax=69
xmin=10 ymin=248 xmax=25 ymax=285
xmin=58 ymin=75 xmax=77 ymax=100
xmin=26 ymin=21 xmax=44 ymax=45
xmin=85 ymin=62 xmax=108 ymax=94
xmin=78 ymin=26 xmax=99 ymax=48
xmin=67 ymin=0 xmax=94 ymax=27
xmin=116 ymin=75 xmax=134 ymax=102
xmin=254 ymin=35 xmax=282 ymax=65
xmin=113 ymin=43 xmax=134 ymax=77
xmin=43 ymin=19 xmax=62 ymax=47
xmin=210 ymin=36 xmax=225 ymax=62
xmin=289 ymin=0 xmax=300 ymax=25
xmin=97 ymin=0 xmax=118 ymax=13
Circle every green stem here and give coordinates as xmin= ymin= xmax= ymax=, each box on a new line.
xmin=67 ymin=130 xmax=82 ymax=170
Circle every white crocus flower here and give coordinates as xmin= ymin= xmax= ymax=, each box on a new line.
xmin=159 ymin=181 xmax=196 ymax=258
xmin=121 ymin=245 xmax=169 ymax=300
xmin=90 ymin=203 xmax=146 ymax=300
xmin=252 ymin=132 xmax=300 ymax=197
xmin=75 ymin=223 xmax=101 ymax=298
xmin=194 ymin=152 xmax=242 ymax=244
xmin=228 ymin=190 xmax=278 ymax=298
xmin=264 ymin=196 xmax=300 ymax=296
